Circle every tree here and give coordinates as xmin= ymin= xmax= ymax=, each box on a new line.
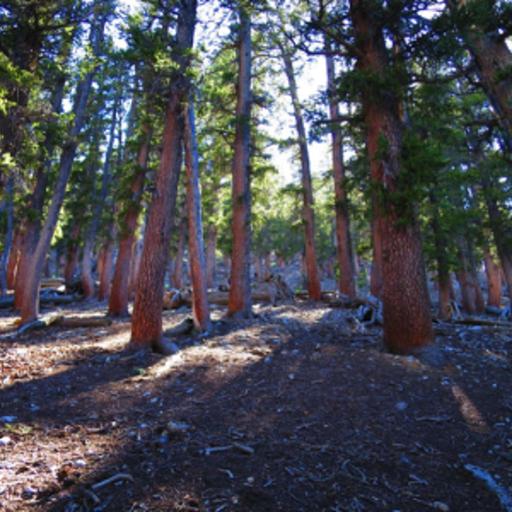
xmin=228 ymin=3 xmax=253 ymax=318
xmin=130 ymin=0 xmax=197 ymax=349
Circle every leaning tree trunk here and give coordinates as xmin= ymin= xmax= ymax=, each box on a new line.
xmin=281 ymin=48 xmax=322 ymax=301
xmin=324 ymin=39 xmax=356 ymax=298
xmin=228 ymin=5 xmax=253 ymax=318
xmin=350 ymin=0 xmax=433 ymax=354
xmin=184 ymin=99 xmax=211 ymax=331
xmin=19 ymin=14 xmax=106 ymax=323
xmin=108 ymin=125 xmax=151 ymax=316
xmin=449 ymin=0 xmax=512 ymax=150
xmin=130 ymin=0 xmax=197 ymax=348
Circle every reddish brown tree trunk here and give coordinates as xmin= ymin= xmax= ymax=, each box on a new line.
xmin=172 ymin=217 xmax=187 ymax=290
xmin=98 ymin=236 xmax=114 ymax=301
xmin=281 ymin=48 xmax=322 ymax=301
xmin=7 ymin=229 xmax=22 ymax=290
xmin=370 ymin=218 xmax=383 ymax=297
xmin=456 ymin=240 xmax=485 ymax=314
xmin=484 ymin=250 xmax=501 ymax=308
xmin=324 ymin=39 xmax=356 ymax=298
xmin=108 ymin=127 xmax=151 ymax=316
xmin=130 ymin=0 xmax=197 ymax=348
xmin=184 ymin=100 xmax=211 ymax=330
xmin=350 ymin=0 xmax=433 ymax=354
xmin=228 ymin=5 xmax=253 ymax=318
xmin=206 ymin=224 xmax=216 ymax=288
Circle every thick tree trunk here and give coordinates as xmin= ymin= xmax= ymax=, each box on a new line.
xmin=281 ymin=49 xmax=322 ymax=301
xmin=206 ymin=224 xmax=217 ymax=288
xmin=484 ymin=250 xmax=501 ymax=308
xmin=108 ymin=127 xmax=151 ymax=316
xmin=228 ymin=6 xmax=253 ymax=318
xmin=350 ymin=0 xmax=433 ymax=353
xmin=324 ymin=39 xmax=356 ymax=298
xmin=184 ymin=100 xmax=211 ymax=330
xmin=19 ymin=15 xmax=106 ymax=323
xmin=130 ymin=0 xmax=197 ymax=347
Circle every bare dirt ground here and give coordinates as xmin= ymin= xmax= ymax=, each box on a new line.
xmin=0 ymin=301 xmax=511 ymax=511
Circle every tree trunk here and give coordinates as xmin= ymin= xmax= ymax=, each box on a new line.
xmin=350 ymin=0 xmax=433 ymax=353
xmin=456 ymin=239 xmax=485 ymax=314
xmin=429 ymin=191 xmax=452 ymax=320
xmin=19 ymin=14 xmax=106 ymax=323
xmin=172 ymin=216 xmax=187 ymax=290
xmin=484 ymin=250 xmax=501 ymax=308
xmin=108 ymin=126 xmax=151 ymax=316
xmin=281 ymin=48 xmax=322 ymax=301
xmin=0 ymin=176 xmax=14 ymax=296
xmin=81 ymin=93 xmax=119 ymax=299
xmin=184 ymin=100 xmax=211 ymax=331
xmin=7 ymin=229 xmax=22 ymax=290
xmin=206 ymin=224 xmax=217 ymax=288
xmin=449 ymin=0 xmax=512 ymax=150
xmin=324 ymin=38 xmax=356 ymax=298
xmin=228 ymin=5 xmax=253 ymax=318
xmin=370 ymin=218 xmax=383 ymax=297
xmin=130 ymin=0 xmax=197 ymax=347
xmin=98 ymin=235 xmax=114 ymax=301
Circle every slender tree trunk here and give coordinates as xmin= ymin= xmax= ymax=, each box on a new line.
xmin=350 ymin=0 xmax=433 ymax=353
xmin=0 ymin=176 xmax=14 ymax=296
xmin=98 ymin=234 xmax=115 ymax=301
xmin=184 ymin=100 xmax=210 ymax=330
xmin=130 ymin=0 xmax=197 ymax=348
xmin=172 ymin=217 xmax=187 ymax=290
xmin=429 ymin=191 xmax=452 ymax=320
xmin=281 ymin=49 xmax=322 ymax=300
xmin=484 ymin=250 xmax=501 ymax=308
xmin=64 ymin=224 xmax=80 ymax=290
xmin=206 ymin=224 xmax=217 ymax=288
xmin=228 ymin=5 xmax=253 ymax=318
xmin=370 ymin=218 xmax=383 ymax=297
xmin=456 ymin=238 xmax=485 ymax=314
xmin=324 ymin=39 xmax=356 ymax=298
xmin=19 ymin=14 xmax=106 ymax=323
xmin=128 ymin=237 xmax=143 ymax=298
xmin=7 ymin=229 xmax=22 ymax=289
xmin=108 ymin=127 xmax=151 ymax=316
xmin=81 ymin=95 xmax=119 ymax=299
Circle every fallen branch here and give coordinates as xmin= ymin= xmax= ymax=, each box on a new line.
xmin=91 ymin=473 xmax=134 ymax=491
xmin=464 ymin=464 xmax=512 ymax=512
xmin=55 ymin=316 xmax=112 ymax=328
xmin=452 ymin=318 xmax=510 ymax=328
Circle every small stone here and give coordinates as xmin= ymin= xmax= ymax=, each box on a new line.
xmin=167 ymin=420 xmax=190 ymax=433
xmin=432 ymin=501 xmax=449 ymax=511
xmin=0 ymin=436 xmax=11 ymax=446
xmin=395 ymin=401 xmax=408 ymax=411
xmin=22 ymin=487 xmax=36 ymax=499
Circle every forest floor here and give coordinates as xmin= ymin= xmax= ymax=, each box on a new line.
xmin=0 ymin=301 xmax=511 ymax=512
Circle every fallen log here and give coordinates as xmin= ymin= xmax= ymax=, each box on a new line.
xmin=55 ymin=316 xmax=112 ymax=328
xmin=163 ymin=317 xmax=194 ymax=337
xmin=40 ymin=278 xmax=65 ymax=289
xmin=452 ymin=317 xmax=510 ymax=328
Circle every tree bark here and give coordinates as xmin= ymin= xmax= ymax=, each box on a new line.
xmin=6 ymin=229 xmax=22 ymax=290
xmin=228 ymin=5 xmax=253 ymax=318
xmin=98 ymin=234 xmax=115 ymax=301
xmin=484 ymin=250 xmax=501 ymax=308
xmin=172 ymin=216 xmax=187 ymax=290
xmin=281 ymin=48 xmax=322 ymax=301
xmin=324 ymin=38 xmax=356 ymax=298
xmin=448 ymin=0 xmax=512 ymax=150
xmin=0 ymin=176 xmax=14 ymax=296
xmin=429 ymin=191 xmax=452 ymax=320
xmin=20 ymin=14 xmax=106 ymax=323
xmin=108 ymin=126 xmax=151 ymax=316
xmin=130 ymin=0 xmax=197 ymax=347
xmin=350 ymin=0 xmax=433 ymax=353
xmin=206 ymin=224 xmax=217 ymax=288
xmin=184 ymin=99 xmax=211 ymax=330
